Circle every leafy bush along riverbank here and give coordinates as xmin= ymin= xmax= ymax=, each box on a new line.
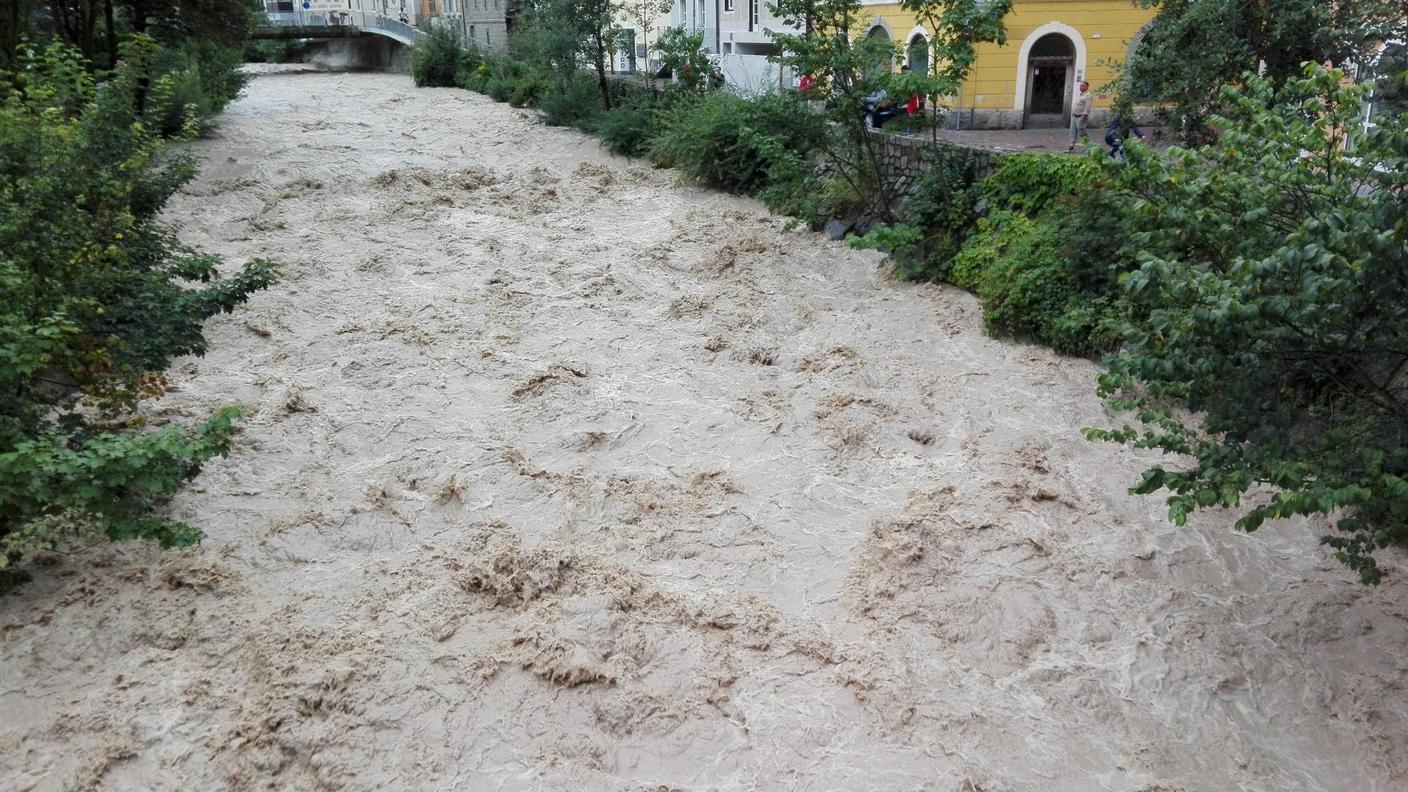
xmin=0 ymin=40 xmax=276 ymax=580
xmin=416 ymin=24 xmax=1408 ymax=582
xmin=870 ymin=68 xmax=1408 ymax=582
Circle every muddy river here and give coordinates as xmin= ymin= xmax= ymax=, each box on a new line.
xmin=2 ymin=68 xmax=1405 ymax=791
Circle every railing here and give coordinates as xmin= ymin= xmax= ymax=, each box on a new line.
xmin=258 ymin=9 xmax=426 ymax=45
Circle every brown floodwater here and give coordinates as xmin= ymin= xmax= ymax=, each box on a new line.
xmin=2 ymin=67 xmax=1405 ymax=791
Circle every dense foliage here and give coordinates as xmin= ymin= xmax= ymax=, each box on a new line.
xmin=1125 ymin=0 xmax=1405 ymax=142
xmin=852 ymin=148 xmax=1126 ymax=355
xmin=1089 ymin=66 xmax=1408 ymax=582
xmin=648 ymin=91 xmax=826 ymax=193
xmin=3 ymin=0 xmax=251 ymax=141
xmin=3 ymin=0 xmax=253 ymax=69
xmin=595 ymin=96 xmax=661 ymax=156
xmin=0 ymin=40 xmax=275 ymax=575
xmin=508 ymin=0 xmax=620 ymax=110
xmin=768 ymin=0 xmax=1009 ymax=222
xmin=411 ymin=26 xmax=462 ymax=88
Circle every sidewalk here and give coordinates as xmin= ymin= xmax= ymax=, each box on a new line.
xmin=891 ymin=126 xmax=1080 ymax=154
xmin=890 ymin=125 xmax=1167 ymax=155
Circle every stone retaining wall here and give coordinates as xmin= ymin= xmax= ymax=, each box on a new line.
xmin=865 ymin=131 xmax=1001 ymax=208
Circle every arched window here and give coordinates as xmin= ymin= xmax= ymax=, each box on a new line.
xmin=1030 ymin=33 xmax=1074 ymax=60
xmin=908 ymin=34 xmax=929 ymax=74
xmin=865 ymin=24 xmax=894 ymax=74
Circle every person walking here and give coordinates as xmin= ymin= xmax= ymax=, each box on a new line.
xmin=1104 ymin=113 xmax=1145 ymax=158
xmin=1067 ymin=81 xmax=1092 ymax=152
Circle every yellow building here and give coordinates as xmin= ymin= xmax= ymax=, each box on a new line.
xmin=860 ymin=0 xmax=1154 ymax=128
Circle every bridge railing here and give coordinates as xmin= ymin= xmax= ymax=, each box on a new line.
xmin=352 ymin=12 xmax=424 ymax=44
xmin=258 ymin=9 xmax=425 ymax=45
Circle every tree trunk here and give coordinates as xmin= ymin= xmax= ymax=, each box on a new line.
xmin=593 ymin=29 xmax=612 ymax=111
xmin=80 ymin=0 xmax=96 ymax=63
xmin=103 ymin=0 xmax=117 ymax=68
xmin=2 ymin=0 xmax=21 ymax=65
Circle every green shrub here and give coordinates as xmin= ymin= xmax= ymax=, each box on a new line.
xmin=596 ymin=103 xmax=658 ymax=156
xmin=927 ymin=144 xmax=1133 ymax=356
xmin=537 ymin=76 xmax=603 ymax=128
xmin=145 ymin=40 xmax=248 ymax=136
xmin=973 ymin=213 xmax=1105 ymax=355
xmin=950 ymin=193 xmax=1125 ymax=356
xmin=509 ymin=75 xmax=543 ymax=107
xmin=485 ymin=76 xmax=512 ymax=103
xmin=0 ymin=40 xmax=276 ymax=575
xmin=948 ymin=215 xmax=1001 ymax=291
xmin=982 ymin=152 xmax=1100 ymax=216
xmin=1089 ymin=66 xmax=1408 ymax=582
xmin=411 ymin=26 xmax=462 ymax=87
xmin=456 ymin=59 xmax=491 ymax=92
xmin=648 ymin=92 xmax=825 ymax=194
xmin=750 ymin=128 xmax=832 ymax=223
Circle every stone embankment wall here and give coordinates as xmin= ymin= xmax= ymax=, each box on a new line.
xmin=865 ymin=130 xmax=1000 ymax=206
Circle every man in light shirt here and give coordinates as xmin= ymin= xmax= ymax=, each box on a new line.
xmin=1067 ymin=81 xmax=1092 ymax=152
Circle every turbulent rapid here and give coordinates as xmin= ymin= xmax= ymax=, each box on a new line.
xmin=2 ymin=67 xmax=1404 ymax=791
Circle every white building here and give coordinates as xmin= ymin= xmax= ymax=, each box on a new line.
xmin=613 ymin=1 xmax=674 ymax=74
xmin=672 ymin=0 xmax=720 ymax=54
xmin=716 ymin=0 xmax=798 ymax=93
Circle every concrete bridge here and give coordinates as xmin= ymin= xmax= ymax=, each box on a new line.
xmin=252 ymin=10 xmax=426 ymax=48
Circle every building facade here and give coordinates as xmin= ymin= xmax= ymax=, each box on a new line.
xmin=715 ymin=0 xmax=798 ymax=93
xmin=424 ymin=0 xmax=511 ymax=51
xmin=858 ymin=0 xmax=1154 ymax=129
xmin=672 ymin=0 xmax=720 ymax=54
xmin=612 ymin=3 xmax=675 ymax=75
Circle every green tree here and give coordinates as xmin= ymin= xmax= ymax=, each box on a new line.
xmin=1 ymin=0 xmax=253 ymax=69
xmin=579 ymin=0 xmax=620 ymax=109
xmin=896 ymin=0 xmax=1009 ymax=145
xmin=623 ymin=0 xmax=671 ymax=87
xmin=767 ymin=0 xmax=908 ymax=221
xmin=768 ymin=0 xmax=1007 ymax=223
xmin=0 ymin=39 xmax=276 ymax=575
xmin=412 ymin=24 xmax=463 ymax=87
xmin=655 ymin=26 xmax=709 ymax=92
xmin=513 ymin=0 xmax=621 ymax=110
xmin=1124 ymin=0 xmax=1405 ymax=142
xmin=1087 ymin=64 xmax=1408 ymax=583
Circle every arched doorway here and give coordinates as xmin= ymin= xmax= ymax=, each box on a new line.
xmin=1023 ymin=33 xmax=1075 ymax=128
xmin=907 ymin=33 xmax=929 ymax=74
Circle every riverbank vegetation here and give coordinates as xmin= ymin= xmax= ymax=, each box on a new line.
xmin=0 ymin=4 xmax=275 ymax=581
xmin=1125 ymin=0 xmax=1405 ymax=143
xmin=1 ymin=0 xmax=253 ymax=132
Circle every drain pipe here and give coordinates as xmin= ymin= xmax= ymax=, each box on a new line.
xmin=714 ymin=0 xmax=721 ymax=55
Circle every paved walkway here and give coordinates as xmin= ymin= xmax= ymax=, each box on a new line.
xmin=892 ymin=126 xmax=1087 ymax=154
xmin=889 ymin=124 xmax=1171 ymax=155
